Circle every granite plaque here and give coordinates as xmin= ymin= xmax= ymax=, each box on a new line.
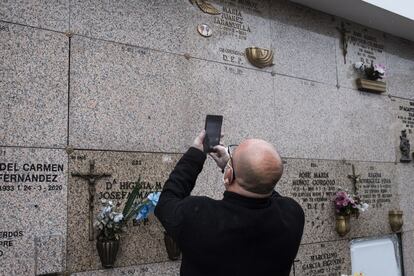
xmin=0 ymin=147 xmax=67 ymax=275
xmin=391 ymin=96 xmax=414 ymax=163
xmin=397 ymin=163 xmax=414 ymax=232
xmin=0 ymin=22 xmax=68 ymax=148
xmin=385 ymin=35 xmax=414 ymax=99
xmin=70 ymin=0 xmax=271 ymax=69
xmin=273 ymin=75 xmax=395 ymax=162
xmin=270 ymin=0 xmax=337 ymax=84
xmin=72 ymin=261 xmax=180 ymax=276
xmin=70 ymin=36 xmax=274 ymax=153
xmin=292 ymin=240 xmax=351 ymax=276
xmin=402 ymin=231 xmax=414 ymax=276
xmin=336 ymin=21 xmax=386 ymax=90
xmin=0 ymin=0 xmax=69 ymax=31
xmin=278 ymin=158 xmax=398 ymax=244
xmin=67 ymin=150 xmax=180 ymax=272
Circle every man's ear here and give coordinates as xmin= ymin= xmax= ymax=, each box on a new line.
xmin=224 ymin=167 xmax=234 ymax=185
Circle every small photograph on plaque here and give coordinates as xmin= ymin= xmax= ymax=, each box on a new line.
xmin=197 ymin=24 xmax=212 ymax=37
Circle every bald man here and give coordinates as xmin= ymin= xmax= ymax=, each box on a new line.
xmin=155 ymin=131 xmax=304 ymax=276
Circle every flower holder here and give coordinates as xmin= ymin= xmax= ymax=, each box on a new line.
xmin=356 ymin=78 xmax=386 ymax=94
xmin=96 ymin=238 xmax=120 ymax=268
xmin=389 ymin=210 xmax=403 ymax=232
xmin=335 ymin=215 xmax=351 ymax=237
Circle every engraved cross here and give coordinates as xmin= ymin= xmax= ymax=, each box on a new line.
xmin=72 ymin=160 xmax=111 ymax=241
xmin=348 ymin=164 xmax=360 ymax=195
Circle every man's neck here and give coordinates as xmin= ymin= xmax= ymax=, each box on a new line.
xmin=227 ymin=183 xmax=271 ymax=199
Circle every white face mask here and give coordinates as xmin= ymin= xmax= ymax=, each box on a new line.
xmin=222 ymin=167 xmax=230 ymax=189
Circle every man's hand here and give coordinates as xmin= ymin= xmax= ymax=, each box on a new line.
xmin=209 ymin=145 xmax=229 ymax=170
xmin=192 ymin=130 xmax=206 ymax=152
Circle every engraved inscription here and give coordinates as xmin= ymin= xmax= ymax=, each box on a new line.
xmin=295 ymin=243 xmax=348 ymax=276
xmin=397 ymin=100 xmax=414 ymax=131
xmin=291 ymin=167 xmax=336 ymax=211
xmin=214 ymin=6 xmax=251 ymax=40
xmin=100 ymin=177 xmax=162 ymax=201
xmin=0 ymin=230 xmax=24 ymax=259
xmin=0 ymin=162 xmax=64 ymax=192
xmin=358 ymin=167 xmax=392 ymax=208
xmin=348 ymin=29 xmax=384 ymax=64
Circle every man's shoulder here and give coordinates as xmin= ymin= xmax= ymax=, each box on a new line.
xmin=179 ymin=195 xmax=220 ymax=212
xmin=272 ymin=192 xmax=305 ymax=219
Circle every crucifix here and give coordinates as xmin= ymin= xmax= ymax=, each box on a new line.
xmin=336 ymin=22 xmax=350 ymax=64
xmin=348 ymin=164 xmax=361 ymax=195
xmin=72 ymin=160 xmax=111 ymax=241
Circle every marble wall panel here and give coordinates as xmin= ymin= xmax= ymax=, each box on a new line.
xmin=67 ymin=150 xmax=180 ymax=272
xmin=335 ymin=20 xmax=386 ymax=91
xmin=0 ymin=0 xmax=69 ymax=32
xmin=386 ymin=35 xmax=414 ymax=99
xmin=273 ymin=75 xmax=394 ymax=162
xmin=291 ymin=240 xmax=351 ymax=276
xmin=0 ymin=22 xmax=68 ymax=148
xmin=70 ymin=36 xmax=274 ymax=152
xmin=402 ymin=231 xmax=414 ymax=276
xmin=70 ymin=0 xmax=272 ymax=70
xmin=278 ymin=158 xmax=399 ymax=244
xmin=270 ymin=0 xmax=337 ymax=85
xmin=0 ymin=147 xmax=67 ymax=275
xmin=72 ymin=261 xmax=180 ymax=276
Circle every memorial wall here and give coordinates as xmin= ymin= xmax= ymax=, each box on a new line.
xmin=1 ymin=0 xmax=414 ymax=275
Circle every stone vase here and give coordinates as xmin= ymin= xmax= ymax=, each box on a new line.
xmin=96 ymin=239 xmax=120 ymax=268
xmin=335 ymin=215 xmax=351 ymax=237
xmin=389 ymin=210 xmax=403 ymax=232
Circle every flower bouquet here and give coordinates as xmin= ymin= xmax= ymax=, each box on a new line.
xmin=353 ymin=61 xmax=386 ymax=93
xmin=333 ymin=189 xmax=368 ymax=236
xmin=94 ymin=178 xmax=161 ymax=268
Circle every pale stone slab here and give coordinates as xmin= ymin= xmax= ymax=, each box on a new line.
xmin=292 ymin=240 xmax=351 ymax=276
xmin=347 ymin=162 xmax=400 ymax=238
xmin=67 ymin=150 xmax=180 ymax=272
xmin=270 ymin=0 xmax=337 ymax=85
xmin=386 ymin=35 xmax=414 ymax=99
xmin=70 ymin=36 xmax=274 ymax=152
xmin=391 ymin=96 xmax=414 ymax=163
xmin=72 ymin=261 xmax=180 ymax=276
xmin=402 ymin=231 xmax=414 ymax=276
xmin=0 ymin=0 xmax=69 ymax=32
xmin=397 ymin=164 xmax=414 ymax=232
xmin=35 ymin=234 xmax=65 ymax=275
xmin=335 ymin=20 xmax=386 ymax=90
xmin=0 ymin=22 xmax=68 ymax=148
xmin=0 ymin=147 xmax=67 ymax=275
xmin=70 ymin=0 xmax=271 ymax=69
xmin=277 ymin=158 xmax=399 ymax=244
xmin=273 ymin=75 xmax=395 ymax=162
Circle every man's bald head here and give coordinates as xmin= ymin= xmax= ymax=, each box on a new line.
xmin=232 ymin=139 xmax=283 ymax=195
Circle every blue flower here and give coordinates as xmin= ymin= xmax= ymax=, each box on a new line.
xmin=136 ymin=205 xmax=149 ymax=221
xmin=147 ymin=192 xmax=161 ymax=206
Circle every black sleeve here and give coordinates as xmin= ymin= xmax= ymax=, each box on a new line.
xmin=154 ymin=147 xmax=206 ymax=240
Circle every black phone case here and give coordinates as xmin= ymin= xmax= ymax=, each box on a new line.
xmin=203 ymin=115 xmax=223 ymax=153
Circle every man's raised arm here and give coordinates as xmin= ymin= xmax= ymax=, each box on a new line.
xmin=154 ymin=131 xmax=206 ymax=239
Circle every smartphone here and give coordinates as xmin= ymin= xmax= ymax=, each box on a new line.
xmin=203 ymin=115 xmax=223 ymax=153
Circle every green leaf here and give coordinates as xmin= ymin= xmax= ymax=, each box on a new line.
xmin=122 ymin=176 xmax=142 ymax=218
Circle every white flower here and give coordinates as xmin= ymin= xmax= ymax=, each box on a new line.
xmin=113 ymin=213 xmax=124 ymax=223
xmin=374 ymin=64 xmax=385 ymax=75
xmin=357 ymin=203 xmax=369 ymax=212
xmin=103 ymin=206 xmax=112 ymax=214
xmin=354 ymin=62 xmax=365 ymax=71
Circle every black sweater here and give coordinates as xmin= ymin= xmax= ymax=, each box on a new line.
xmin=155 ymin=147 xmax=305 ymax=276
